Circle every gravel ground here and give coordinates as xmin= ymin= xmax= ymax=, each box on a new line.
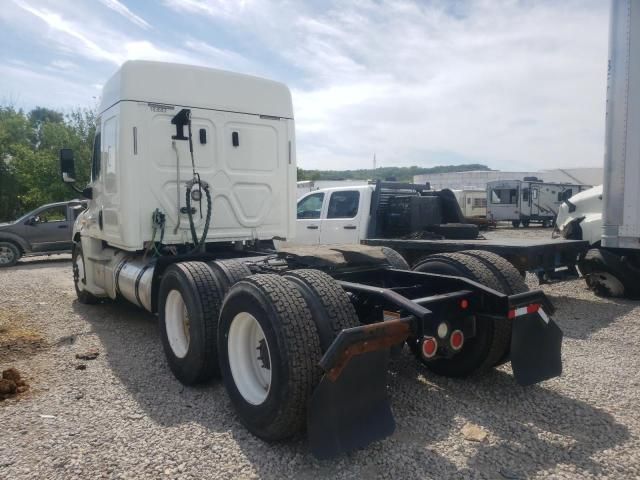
xmin=1 ymin=232 xmax=640 ymax=479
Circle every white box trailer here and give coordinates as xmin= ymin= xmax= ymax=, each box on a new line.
xmin=556 ymin=0 xmax=640 ymax=298
xmin=487 ymin=179 xmax=587 ymax=227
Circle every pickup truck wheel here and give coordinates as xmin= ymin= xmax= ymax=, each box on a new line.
xmin=284 ymin=269 xmax=359 ymax=351
xmin=218 ymin=274 xmax=322 ymax=440
xmin=381 ymin=247 xmax=410 ymax=270
xmin=456 ymin=250 xmax=528 ymax=365
xmin=0 ymin=242 xmax=20 ymax=267
xmin=72 ymin=244 xmax=99 ymax=304
xmin=159 ymin=262 xmax=225 ymax=385
xmin=207 ymin=259 xmax=252 ymax=292
xmin=410 ymin=253 xmax=510 ymax=376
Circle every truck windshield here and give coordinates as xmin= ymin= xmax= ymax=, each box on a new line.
xmin=491 ymin=188 xmax=517 ymax=204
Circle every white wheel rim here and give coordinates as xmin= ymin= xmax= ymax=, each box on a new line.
xmin=228 ymin=312 xmax=272 ymax=405
xmin=165 ymin=290 xmax=190 ymax=359
xmin=75 ymin=254 xmax=86 ymax=291
xmin=0 ymin=246 xmax=15 ymax=264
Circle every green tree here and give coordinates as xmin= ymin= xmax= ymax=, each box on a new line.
xmin=0 ymin=105 xmax=95 ymax=222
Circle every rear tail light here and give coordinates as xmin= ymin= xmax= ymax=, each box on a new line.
xmin=421 ymin=336 xmax=437 ymax=359
xmin=450 ymin=330 xmax=464 ymax=351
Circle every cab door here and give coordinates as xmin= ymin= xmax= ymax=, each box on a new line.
xmin=294 ymin=191 xmax=325 ymax=244
xmin=319 ymin=190 xmax=361 ymax=244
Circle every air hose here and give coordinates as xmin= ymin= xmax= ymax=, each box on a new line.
xmin=185 ymin=177 xmax=212 ymax=253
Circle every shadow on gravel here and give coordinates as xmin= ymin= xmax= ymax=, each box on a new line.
xmin=390 ymin=356 xmax=631 ymax=479
xmin=71 ymin=298 xmax=631 ymax=479
xmin=548 ymin=294 xmax=637 ymax=339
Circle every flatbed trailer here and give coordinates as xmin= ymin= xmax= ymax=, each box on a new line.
xmin=362 ymin=237 xmax=589 ymax=277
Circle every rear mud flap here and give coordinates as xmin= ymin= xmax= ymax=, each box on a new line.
xmin=511 ymin=312 xmax=563 ymax=386
xmin=307 ymin=350 xmax=395 ymax=459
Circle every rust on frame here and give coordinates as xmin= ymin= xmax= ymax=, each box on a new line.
xmin=326 ymin=319 xmax=411 ymax=382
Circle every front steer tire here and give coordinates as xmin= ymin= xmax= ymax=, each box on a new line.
xmin=158 ymin=261 xmax=225 ymax=385
xmin=411 ymin=252 xmax=511 ymax=377
xmin=218 ymin=274 xmax=322 ymax=441
xmin=72 ymin=243 xmax=100 ymax=304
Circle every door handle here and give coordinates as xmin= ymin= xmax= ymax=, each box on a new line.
xmin=306 ymin=225 xmax=319 ymax=230
xmin=58 ymin=225 xmax=67 ymax=229
xmin=343 ymin=225 xmax=357 ymax=230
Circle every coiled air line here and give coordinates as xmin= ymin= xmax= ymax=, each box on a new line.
xmin=170 ymin=108 xmax=213 ymax=253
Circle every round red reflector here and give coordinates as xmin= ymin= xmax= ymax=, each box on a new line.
xmin=450 ymin=330 xmax=464 ymax=350
xmin=460 ymin=299 xmax=469 ymax=309
xmin=422 ymin=337 xmax=437 ymax=358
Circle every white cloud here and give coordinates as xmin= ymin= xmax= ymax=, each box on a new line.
xmin=2 ymin=0 xmax=610 ymax=171
xmin=98 ymin=0 xmax=151 ymax=29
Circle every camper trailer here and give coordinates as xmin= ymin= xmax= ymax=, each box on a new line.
xmin=452 ymin=189 xmax=487 ymax=218
xmin=487 ymin=179 xmax=588 ymax=227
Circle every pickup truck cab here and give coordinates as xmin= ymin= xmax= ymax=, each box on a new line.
xmin=0 ymin=200 xmax=86 ymax=267
xmin=294 ymin=185 xmax=373 ymax=245
xmin=288 ymin=181 xmax=588 ymax=277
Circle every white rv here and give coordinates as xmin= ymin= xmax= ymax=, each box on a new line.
xmin=452 ymin=189 xmax=487 ymax=218
xmin=487 ymin=179 xmax=587 ymax=227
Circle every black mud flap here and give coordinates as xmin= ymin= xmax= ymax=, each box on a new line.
xmin=510 ymin=310 xmax=563 ymax=386
xmin=307 ymin=350 xmax=395 ymax=459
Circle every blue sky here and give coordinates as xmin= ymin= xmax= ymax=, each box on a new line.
xmin=0 ymin=0 xmax=609 ymax=171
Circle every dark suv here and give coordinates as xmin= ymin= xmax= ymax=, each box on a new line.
xmin=0 ymin=200 xmax=86 ymax=267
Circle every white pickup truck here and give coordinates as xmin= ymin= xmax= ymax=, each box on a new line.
xmin=288 ymin=181 xmax=588 ymax=277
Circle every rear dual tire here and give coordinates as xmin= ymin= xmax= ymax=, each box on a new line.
xmin=218 ymin=270 xmax=358 ymax=441
xmin=159 ymin=261 xmax=225 ymax=385
xmin=411 ymin=251 xmax=527 ymax=377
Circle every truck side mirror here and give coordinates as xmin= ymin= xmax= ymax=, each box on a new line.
xmin=60 ymin=148 xmax=76 ymax=183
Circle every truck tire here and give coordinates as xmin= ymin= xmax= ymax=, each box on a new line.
xmin=218 ymin=274 xmax=323 ymax=441
xmin=207 ymin=259 xmax=252 ymax=292
xmin=579 ymin=248 xmax=640 ymax=298
xmin=72 ymin=243 xmax=100 ymax=304
xmin=158 ymin=261 xmax=225 ymax=385
xmin=458 ymin=250 xmax=527 ymax=295
xmin=381 ymin=247 xmax=410 ymax=270
xmin=411 ymin=253 xmax=510 ymax=376
xmin=0 ymin=241 xmax=21 ymax=268
xmin=512 ymin=220 xmax=520 ymax=228
xmin=284 ymin=269 xmax=360 ymax=351
xmin=456 ymin=250 xmax=528 ymax=365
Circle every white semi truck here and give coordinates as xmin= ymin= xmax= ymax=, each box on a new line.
xmin=60 ymin=60 xmax=562 ymax=458
xmin=556 ymin=0 xmax=640 ymax=299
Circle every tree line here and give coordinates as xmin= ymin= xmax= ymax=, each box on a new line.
xmin=297 ymin=164 xmax=491 ymax=183
xmin=0 ymin=106 xmax=95 ymax=222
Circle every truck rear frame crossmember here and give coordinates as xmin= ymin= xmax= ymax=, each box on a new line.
xmin=304 ymin=266 xmax=562 ymax=458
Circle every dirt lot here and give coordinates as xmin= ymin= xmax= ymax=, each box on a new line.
xmin=1 ymin=230 xmax=640 ymax=479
